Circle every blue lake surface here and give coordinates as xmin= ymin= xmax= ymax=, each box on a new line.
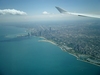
xmin=0 ymin=25 xmax=100 ymax=75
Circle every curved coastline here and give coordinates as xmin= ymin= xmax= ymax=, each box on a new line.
xmin=38 ymin=37 xmax=100 ymax=67
xmin=38 ymin=37 xmax=57 ymax=46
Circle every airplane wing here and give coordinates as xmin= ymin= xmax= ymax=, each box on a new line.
xmin=55 ymin=6 xmax=100 ymax=18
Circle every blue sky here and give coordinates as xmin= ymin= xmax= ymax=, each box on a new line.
xmin=0 ymin=0 xmax=100 ymax=23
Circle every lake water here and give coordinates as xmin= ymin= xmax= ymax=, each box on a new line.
xmin=0 ymin=25 xmax=100 ymax=75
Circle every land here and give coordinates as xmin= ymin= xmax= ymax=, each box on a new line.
xmin=2 ymin=20 xmax=100 ymax=66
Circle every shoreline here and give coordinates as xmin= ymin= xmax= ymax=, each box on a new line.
xmin=38 ymin=39 xmax=57 ymax=46
xmin=77 ymin=57 xmax=100 ymax=67
xmin=61 ymin=47 xmax=100 ymax=67
xmin=38 ymin=37 xmax=100 ymax=67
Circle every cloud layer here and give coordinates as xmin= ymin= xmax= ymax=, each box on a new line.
xmin=0 ymin=9 xmax=27 ymax=15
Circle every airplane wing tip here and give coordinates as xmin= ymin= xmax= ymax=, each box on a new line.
xmin=55 ymin=6 xmax=59 ymax=8
xmin=55 ymin=6 xmax=67 ymax=13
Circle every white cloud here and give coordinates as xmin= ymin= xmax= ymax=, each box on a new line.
xmin=0 ymin=9 xmax=27 ymax=15
xmin=42 ymin=11 xmax=50 ymax=15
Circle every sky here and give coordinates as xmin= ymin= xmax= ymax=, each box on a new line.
xmin=0 ymin=0 xmax=100 ymax=23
